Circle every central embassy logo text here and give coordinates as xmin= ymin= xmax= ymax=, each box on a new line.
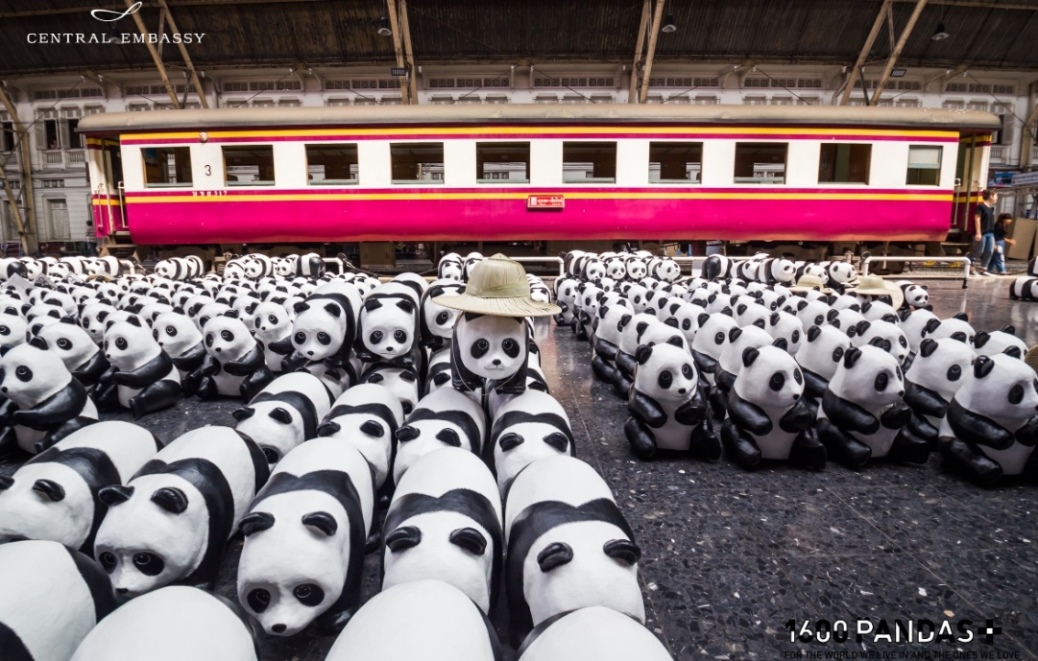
xmin=26 ymin=2 xmax=206 ymax=45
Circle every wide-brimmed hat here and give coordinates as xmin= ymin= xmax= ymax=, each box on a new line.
xmin=788 ymin=274 xmax=833 ymax=295
xmin=433 ymin=254 xmax=562 ymax=317
xmin=846 ymin=275 xmax=904 ymax=309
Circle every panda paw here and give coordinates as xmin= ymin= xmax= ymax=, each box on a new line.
xmin=880 ymin=401 xmax=912 ymax=430
xmin=721 ymin=421 xmax=762 ymax=469
xmin=624 ymin=417 xmax=657 ymax=460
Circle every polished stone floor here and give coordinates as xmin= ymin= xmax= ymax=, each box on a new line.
xmin=2 ymin=277 xmax=1036 ymax=660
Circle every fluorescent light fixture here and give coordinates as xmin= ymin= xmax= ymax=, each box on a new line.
xmin=890 ymin=68 xmax=907 ymax=78
xmin=932 ymin=23 xmax=949 ymax=41
xmin=661 ymin=15 xmax=677 ymax=33
xmin=377 ymin=16 xmax=392 ymax=37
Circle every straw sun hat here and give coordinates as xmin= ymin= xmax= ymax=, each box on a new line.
xmin=846 ymin=274 xmax=904 ymax=310
xmin=788 ymin=274 xmax=833 ymax=295
xmin=433 ymin=254 xmax=562 ymax=318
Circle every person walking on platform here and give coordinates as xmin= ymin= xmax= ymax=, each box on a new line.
xmin=987 ymin=213 xmax=1014 ymax=275
xmin=971 ymin=190 xmax=997 ymax=275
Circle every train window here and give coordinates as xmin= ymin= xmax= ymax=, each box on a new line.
xmin=563 ymin=142 xmax=616 ymax=183
xmin=306 ymin=144 xmax=358 ymax=185
xmin=142 ymin=147 xmax=193 ymax=188
xmin=476 ymin=142 xmax=530 ymax=183
xmin=906 ymin=146 xmax=942 ymax=186
xmin=391 ymin=142 xmax=444 ymax=184
xmin=223 ymin=145 xmax=275 ymax=186
xmin=649 ymin=142 xmax=703 ymax=183
xmin=818 ymin=144 xmax=871 ymax=184
xmin=734 ymin=142 xmax=787 ymax=184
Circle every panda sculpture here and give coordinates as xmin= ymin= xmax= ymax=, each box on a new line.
xmin=766 ymin=310 xmax=804 ymax=355
xmin=490 ymin=390 xmax=576 ymax=495
xmin=0 ymin=313 xmax=27 ymax=355
xmin=361 ymin=362 xmax=420 ymax=416
xmin=795 ymin=325 xmax=852 ymax=413
xmin=425 ymin=347 xmax=452 ymax=393
xmin=713 ymin=325 xmax=776 ymax=411
xmin=233 ymin=372 xmax=333 ymax=466
xmin=69 ymin=586 xmax=258 ymax=661
xmin=624 ymin=342 xmax=719 ymax=461
xmin=450 ymin=312 xmax=530 ymax=397
xmin=0 ymin=343 xmax=98 ymax=456
xmin=150 ymin=311 xmax=205 ymax=396
xmin=0 ymin=540 xmax=117 ymax=661
xmin=816 ymin=345 xmax=929 ymax=469
xmin=757 ymin=257 xmax=797 ymax=285
xmin=381 ymin=448 xmax=503 ymax=615
xmin=721 ymin=346 xmax=826 ymax=470
xmin=0 ymin=421 xmax=160 ymax=554
xmin=324 ymin=580 xmax=502 ymax=661
xmin=973 ymin=326 xmax=1027 ymax=360
xmin=897 ymin=281 xmax=931 ymax=310
xmin=95 ymin=316 xmax=182 ymax=418
xmin=504 ymin=455 xmax=643 ymax=647
xmin=590 ymin=305 xmax=632 ymax=385
xmin=937 ymin=354 xmax=1038 ymax=486
xmin=37 ymin=318 xmax=110 ymax=390
xmin=902 ymin=338 xmax=976 ymax=450
xmin=197 ymin=314 xmax=273 ymax=401
xmin=154 ymin=255 xmax=205 ymax=281
xmin=613 ymin=312 xmax=667 ymax=395
xmin=237 ymin=439 xmax=374 ymax=636
xmin=286 ymin=281 xmax=362 ymax=370
xmin=93 ymin=426 xmax=270 ymax=597
xmin=355 ymin=285 xmax=421 ymax=370
xmin=420 ymin=280 xmax=466 ymax=352
xmin=393 ymin=387 xmax=487 ymax=484
xmin=690 ymin=311 xmax=738 ymax=387
xmin=851 ymin=320 xmax=910 ymax=366
xmin=252 ymin=301 xmax=294 ymax=372
xmin=516 ymin=606 xmax=673 ymax=661
xmin=701 ymin=254 xmax=734 ymax=281
xmin=823 ymin=261 xmax=858 ymax=294
xmin=552 ymin=277 xmax=579 ymax=327
xmin=437 ymin=252 xmax=465 ymax=281
xmin=317 ymin=383 xmax=404 ymax=491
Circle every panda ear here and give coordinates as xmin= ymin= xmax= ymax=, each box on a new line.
xmin=435 ymin=428 xmax=462 ymax=447
xmin=537 ymin=541 xmax=574 ymax=572
xmin=973 ymin=331 xmax=990 ymax=348
xmin=720 ymin=306 xmax=733 ymax=317
xmin=1003 ymin=346 xmax=1023 ymax=359
xmin=1001 ymin=325 xmax=1016 ymax=336
xmin=670 ymin=302 xmax=681 ymax=314
xmin=868 ymin=337 xmax=891 ymax=352
xmin=224 ymin=309 xmax=240 ymax=320
xmin=360 ymin=420 xmax=385 ymax=438
xmin=666 ymin=335 xmax=683 ymax=348
xmin=239 ymin=511 xmax=276 ymax=536
xmin=231 ymin=407 xmax=255 ymax=422
xmin=268 ymin=407 xmax=293 ymax=424
xmin=697 ymin=313 xmax=710 ymax=328
xmin=59 ymin=316 xmax=76 ymax=325
xmin=150 ymin=487 xmax=188 ymax=514
xmin=635 ymin=344 xmax=654 ymax=365
xmin=855 ymin=320 xmax=871 ymax=335
xmin=898 ymin=308 xmax=912 ymax=322
xmin=807 ymin=325 xmax=822 ymax=342
xmin=32 ymin=478 xmax=66 ymax=502
xmin=954 ymin=312 xmax=969 ymax=322
xmin=364 ymin=298 xmax=383 ymax=312
xmin=742 ymin=347 xmax=759 ymax=368
xmin=973 ymin=355 xmax=994 ymax=378
xmin=919 ymin=339 xmax=939 ymax=357
xmin=773 ymin=338 xmax=788 ymax=350
xmin=396 ymin=425 xmax=419 ymax=442
xmin=385 ymin=525 xmax=423 ymax=552
xmin=769 ymin=311 xmax=780 ymax=326
xmin=301 ymin=511 xmax=338 ymax=537
xmin=126 ymin=315 xmax=142 ymax=327
xmin=923 ymin=318 xmax=941 ymax=334
xmin=728 ymin=327 xmax=743 ymax=342
xmin=663 ymin=317 xmax=678 ymax=328
xmin=0 ymin=475 xmax=13 ymax=490
xmin=844 ymin=346 xmax=862 ymax=369
xmin=396 ymin=299 xmax=415 ymax=314
xmin=826 ymin=309 xmax=839 ymax=323
xmin=28 ymin=336 xmax=48 ymax=350
xmin=449 ymin=527 xmax=488 ymax=556
xmin=293 ymin=301 xmax=310 ymax=314
xmin=323 ymin=303 xmax=342 ymax=318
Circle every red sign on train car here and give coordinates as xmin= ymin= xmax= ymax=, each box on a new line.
xmin=527 ymin=194 xmax=565 ymax=210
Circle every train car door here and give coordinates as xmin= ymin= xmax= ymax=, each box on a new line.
xmin=952 ymin=132 xmax=992 ymax=233
xmin=86 ymin=137 xmax=126 ymax=239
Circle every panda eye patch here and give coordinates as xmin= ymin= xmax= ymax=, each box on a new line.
xmin=57 ymin=338 xmax=71 ymax=350
xmin=115 ymin=338 xmax=128 ymax=351
xmin=317 ymin=332 xmax=331 ymax=345
xmin=0 ymin=326 xmax=8 ymax=336
xmin=133 ymin=552 xmax=165 ymax=576
xmin=1009 ymin=384 xmax=1024 ymax=405
xmin=895 ymin=366 xmax=903 ymax=380
xmin=205 ymin=334 xmax=214 ymax=347
xmin=99 ymin=552 xmax=117 ymax=572
xmin=370 ymin=330 xmax=384 ymax=344
xmin=294 ymin=332 xmax=306 ymax=345
xmin=502 ymin=338 xmax=520 ymax=358
xmin=394 ymin=330 xmax=407 ymax=343
xmin=152 ymin=329 xmax=159 ymax=340
xmin=268 ymin=315 xmax=278 ymax=325
xmin=714 ymin=332 xmax=725 ymax=345
xmin=793 ymin=368 xmax=803 ymax=385
xmin=472 ymin=339 xmax=490 ymax=359
xmin=769 ymin=373 xmax=786 ymax=391
xmin=294 ymin=583 xmax=324 ymax=607
xmin=658 ymin=371 xmax=673 ymax=389
xmin=832 ymin=347 xmax=844 ymax=361
xmin=681 ymin=364 xmax=693 ymax=379
xmin=247 ymin=589 xmax=271 ymax=613
xmin=875 ymin=373 xmax=889 ymax=391
xmin=899 ymin=336 xmax=907 ymax=348
xmin=792 ymin=330 xmax=800 ymax=343
xmin=435 ymin=311 xmax=451 ymax=325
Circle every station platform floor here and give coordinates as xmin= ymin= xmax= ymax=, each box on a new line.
xmin=1 ymin=276 xmax=1036 ymax=660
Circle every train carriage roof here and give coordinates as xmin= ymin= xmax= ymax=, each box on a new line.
xmin=78 ymin=104 xmax=1001 ymax=135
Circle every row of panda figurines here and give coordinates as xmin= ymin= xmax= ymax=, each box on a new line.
xmin=555 ymin=254 xmax=1038 ymax=486
xmin=0 ymin=254 xmax=670 ymax=660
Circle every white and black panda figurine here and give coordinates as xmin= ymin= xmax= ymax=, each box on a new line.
xmin=197 ymin=314 xmax=273 ymax=401
xmin=381 ymin=448 xmax=503 ymax=616
xmin=93 ymin=426 xmax=270 ymax=597
xmin=37 ymin=318 xmax=110 ymax=390
xmin=69 ymin=586 xmax=258 ymax=661
xmin=393 ymin=387 xmax=487 ymax=484
xmin=0 ymin=540 xmax=117 ymax=661
xmin=721 ymin=346 xmax=825 ymax=470
xmin=824 ymin=261 xmax=858 ymax=294
xmin=233 ymin=372 xmax=333 ymax=467
xmin=437 ymin=252 xmax=465 ymax=281
xmin=152 ymin=311 xmax=206 ymax=396
xmin=795 ymin=325 xmax=852 ymax=414
xmin=973 ymin=325 xmax=1027 ymax=360
xmin=324 ymin=580 xmax=503 ymax=661
xmin=901 ymin=338 xmax=976 ymax=450
xmin=317 ymin=383 xmax=404 ymax=492
xmin=154 ymin=255 xmax=205 ymax=281
xmin=517 ymin=606 xmax=673 ymax=661
xmin=361 ymin=362 xmax=420 ymax=416
xmin=94 ymin=316 xmax=182 ymax=418
xmin=285 ymin=281 xmax=362 ymax=371
xmin=624 ymin=342 xmax=719 ymax=461
xmin=816 ymin=345 xmax=929 ymax=469
xmin=591 ymin=304 xmax=632 ymax=386
xmin=757 ymin=257 xmax=796 ymax=285
xmin=897 ymin=281 xmax=931 ymax=311
xmin=355 ymin=286 xmax=421 ymax=370
xmin=552 ymin=277 xmax=579 ymax=327
xmin=937 ymin=354 xmax=1038 ymax=486
xmin=450 ymin=312 xmax=530 ymax=396
xmin=490 ymin=390 xmax=575 ymax=495
xmin=0 ymin=421 xmax=160 ymax=554
xmin=0 ymin=343 xmax=99 ymax=457
xmin=504 ymin=455 xmax=643 ymax=647
xmin=420 ymin=280 xmax=465 ymax=352
xmin=237 ymin=439 xmax=374 ymax=636
xmin=252 ymin=301 xmax=294 ymax=372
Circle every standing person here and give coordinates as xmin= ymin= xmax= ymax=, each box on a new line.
xmin=971 ymin=190 xmax=997 ymax=275
xmin=987 ymin=213 xmax=1015 ymax=275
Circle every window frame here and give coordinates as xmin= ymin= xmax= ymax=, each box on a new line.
xmin=475 ymin=141 xmax=531 ymax=184
xmin=733 ymin=141 xmax=788 ymax=185
xmin=222 ymin=144 xmax=276 ymax=187
xmin=818 ymin=143 xmax=872 ymax=185
xmin=142 ymin=145 xmax=194 ymax=189
xmin=648 ymin=141 xmax=704 ymax=184
xmin=305 ymin=143 xmax=359 ymax=186
xmin=905 ymin=145 xmax=943 ymax=187
xmin=390 ymin=141 xmax=445 ymax=185
xmin=562 ymin=141 xmax=617 ymax=184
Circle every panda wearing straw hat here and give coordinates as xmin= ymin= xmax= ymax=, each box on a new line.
xmin=434 ymin=255 xmax=561 ymax=398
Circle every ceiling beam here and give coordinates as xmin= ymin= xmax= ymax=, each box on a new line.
xmin=628 ymin=0 xmax=651 ymax=104
xmin=638 ymin=0 xmax=666 ymax=104
xmin=0 ymin=85 xmax=38 ymax=256
xmin=840 ymin=0 xmax=892 ymax=105
xmin=398 ymin=0 xmax=418 ymax=105
xmin=125 ymin=0 xmax=182 ymax=108
xmin=156 ymin=0 xmax=209 ymax=108
xmin=870 ymin=0 xmax=930 ymax=104
xmin=386 ymin=0 xmax=409 ymax=104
